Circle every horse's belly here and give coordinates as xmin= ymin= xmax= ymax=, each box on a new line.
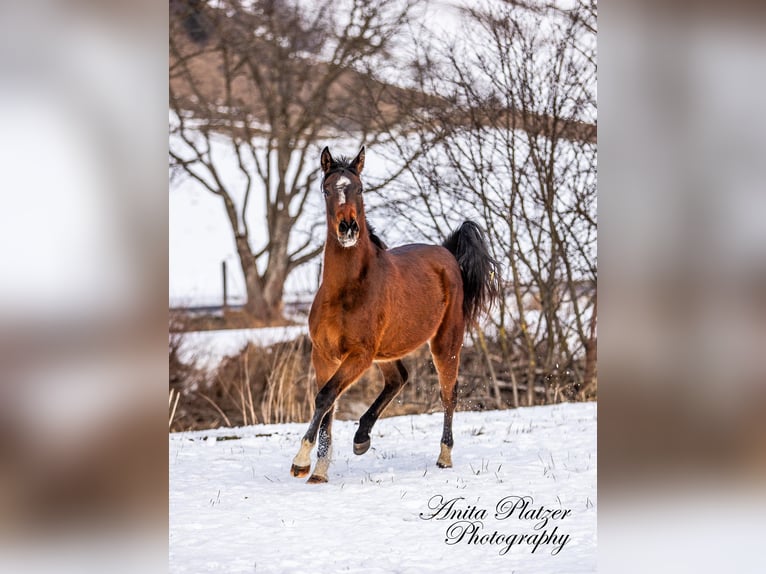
xmin=375 ymin=305 xmax=444 ymax=360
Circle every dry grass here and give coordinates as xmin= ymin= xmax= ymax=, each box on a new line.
xmin=169 ymin=389 xmax=181 ymax=429
xmin=169 ymin=329 xmax=594 ymax=432
xmin=169 ymin=335 xmax=313 ymax=431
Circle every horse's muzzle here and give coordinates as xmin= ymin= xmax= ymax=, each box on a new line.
xmin=337 ymin=218 xmax=359 ymax=248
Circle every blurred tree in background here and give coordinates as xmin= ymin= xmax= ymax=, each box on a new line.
xmin=170 ymin=0 xmax=431 ymax=321
xmin=389 ymin=0 xmax=597 ymax=404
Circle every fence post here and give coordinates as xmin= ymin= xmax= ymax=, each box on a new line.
xmin=222 ymin=260 xmax=228 ymax=313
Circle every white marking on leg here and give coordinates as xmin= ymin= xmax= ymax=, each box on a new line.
xmin=292 ymin=438 xmax=313 ymax=468
xmin=437 ymin=442 xmax=453 ymax=467
xmin=313 ymin=444 xmax=333 ymax=479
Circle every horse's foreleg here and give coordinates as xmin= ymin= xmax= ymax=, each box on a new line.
xmin=291 ymin=350 xmax=337 ymax=478
xmin=290 ymin=439 xmax=314 ymax=478
xmin=353 ymin=360 xmax=408 ymax=455
xmin=291 ymin=352 xmax=372 ymax=482
xmin=307 ymin=405 xmax=335 ymax=483
xmin=291 ymin=398 xmax=333 ymax=478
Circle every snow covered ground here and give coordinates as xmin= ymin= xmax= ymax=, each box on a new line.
xmin=170 ymin=402 xmax=596 ymax=573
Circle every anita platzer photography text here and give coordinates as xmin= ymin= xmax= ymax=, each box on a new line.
xmin=420 ymin=494 xmax=573 ymax=556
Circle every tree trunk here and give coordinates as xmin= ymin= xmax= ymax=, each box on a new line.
xmin=243 ymin=278 xmax=277 ymax=322
xmin=260 ymin=213 xmax=292 ymax=321
xmin=234 ymin=235 xmax=280 ymax=322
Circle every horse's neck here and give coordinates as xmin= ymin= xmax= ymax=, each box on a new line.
xmin=322 ymin=234 xmax=373 ymax=292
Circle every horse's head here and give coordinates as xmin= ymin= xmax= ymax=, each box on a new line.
xmin=320 ymin=146 xmax=366 ymax=248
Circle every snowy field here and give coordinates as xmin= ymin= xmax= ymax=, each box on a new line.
xmin=170 ymin=402 xmax=596 ymax=573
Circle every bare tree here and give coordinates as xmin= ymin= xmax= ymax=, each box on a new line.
xmin=169 ymin=0 xmax=425 ymax=321
xmin=394 ymin=0 xmax=597 ymax=404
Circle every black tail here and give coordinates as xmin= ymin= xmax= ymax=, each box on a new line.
xmin=442 ymin=221 xmax=501 ymax=329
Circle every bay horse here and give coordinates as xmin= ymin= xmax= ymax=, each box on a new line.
xmin=291 ymin=146 xmax=499 ymax=483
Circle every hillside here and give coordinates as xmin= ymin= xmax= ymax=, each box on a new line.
xmin=169 ymin=0 xmax=596 ymax=144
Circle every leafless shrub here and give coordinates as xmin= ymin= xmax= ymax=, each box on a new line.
xmin=169 ymin=313 xmax=207 ymax=400
xmin=387 ymin=1 xmax=597 ymax=405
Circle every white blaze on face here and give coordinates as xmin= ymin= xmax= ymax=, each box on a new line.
xmin=335 ymin=175 xmax=351 ymax=205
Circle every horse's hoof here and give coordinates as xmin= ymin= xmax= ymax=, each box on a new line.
xmin=290 ymin=464 xmax=311 ymax=478
xmin=307 ymin=474 xmax=328 ymax=484
xmin=353 ymin=439 xmax=371 ymax=455
xmin=436 ymin=459 xmax=452 ymax=469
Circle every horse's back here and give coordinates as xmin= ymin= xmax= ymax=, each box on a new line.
xmin=372 ymin=243 xmax=463 ymax=359
xmin=388 ymin=244 xmax=462 ymax=292
xmin=388 ymin=243 xmax=460 ymax=275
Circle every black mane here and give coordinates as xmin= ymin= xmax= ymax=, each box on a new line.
xmin=367 ymin=222 xmax=387 ymax=250
xmin=325 ymin=155 xmax=359 ymax=176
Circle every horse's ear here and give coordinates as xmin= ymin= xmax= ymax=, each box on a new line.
xmin=320 ymin=146 xmax=333 ymax=174
xmin=352 ymin=146 xmax=365 ymax=174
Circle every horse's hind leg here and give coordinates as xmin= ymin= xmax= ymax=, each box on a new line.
xmin=353 ymin=360 xmax=409 ymax=455
xmin=430 ymin=329 xmax=463 ymax=468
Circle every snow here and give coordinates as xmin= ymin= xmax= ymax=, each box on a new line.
xmin=177 ymin=325 xmax=309 ymax=369
xmin=170 ymin=402 xmax=596 ymax=573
